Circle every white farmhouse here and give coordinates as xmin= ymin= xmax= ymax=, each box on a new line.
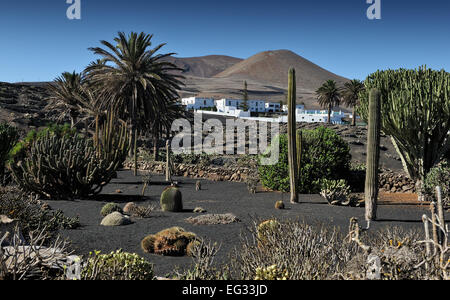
xmin=215 ymin=98 xmax=266 ymax=113
xmin=296 ymin=109 xmax=345 ymax=124
xmin=282 ymin=104 xmax=305 ymax=112
xmin=181 ymin=97 xmax=215 ymax=110
xmin=265 ymin=102 xmax=281 ymax=112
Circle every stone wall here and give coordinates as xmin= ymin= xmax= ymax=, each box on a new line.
xmin=125 ymin=161 xmax=416 ymax=193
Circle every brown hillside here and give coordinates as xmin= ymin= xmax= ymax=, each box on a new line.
xmin=215 ymin=50 xmax=349 ymax=91
xmin=164 ymin=55 xmax=243 ymax=78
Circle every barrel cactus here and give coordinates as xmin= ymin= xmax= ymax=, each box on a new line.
xmin=101 ymin=203 xmax=123 ymax=217
xmin=160 ymin=186 xmax=183 ymax=212
xmin=141 ymin=227 xmax=198 ymax=256
xmin=257 ymin=219 xmax=280 ymax=246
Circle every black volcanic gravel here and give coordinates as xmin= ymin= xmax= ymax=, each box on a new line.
xmin=47 ymin=170 xmax=448 ymax=276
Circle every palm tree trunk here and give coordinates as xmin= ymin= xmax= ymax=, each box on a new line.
xmin=328 ymin=105 xmax=332 ymax=124
xmin=95 ymin=115 xmax=99 ymax=148
xmin=352 ymin=106 xmax=357 ymax=126
xmin=133 ymin=126 xmax=138 ymax=176
xmin=153 ymin=134 xmax=159 ymax=161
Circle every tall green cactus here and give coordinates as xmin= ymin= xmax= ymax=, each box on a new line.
xmin=287 ymin=68 xmax=299 ymax=203
xmin=166 ymin=140 xmax=172 ymax=182
xmin=9 ymin=118 xmax=129 ymax=200
xmin=358 ymin=67 xmax=450 ymax=197
xmin=365 ymin=89 xmax=381 ymax=222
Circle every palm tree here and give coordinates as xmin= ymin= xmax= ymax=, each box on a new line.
xmin=142 ymin=99 xmax=185 ymax=161
xmin=47 ymin=71 xmax=85 ymax=128
xmin=316 ymin=80 xmax=341 ymax=124
xmin=85 ymin=32 xmax=184 ymax=175
xmin=342 ymin=79 xmax=365 ymax=126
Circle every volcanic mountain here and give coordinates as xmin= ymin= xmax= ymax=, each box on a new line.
xmin=163 ymin=55 xmax=243 ymax=78
xmin=215 ymin=50 xmax=348 ymax=91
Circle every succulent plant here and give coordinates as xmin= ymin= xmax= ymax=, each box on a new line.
xmin=160 ymin=186 xmax=183 ymax=212
xmin=319 ymin=179 xmax=351 ymax=206
xmin=364 ymin=88 xmax=381 ymax=220
xmin=141 ymin=227 xmax=198 ymax=256
xmin=100 ymin=211 xmax=131 ymax=226
xmin=287 ymin=68 xmax=299 ymax=203
xmin=9 ymin=116 xmax=129 ymax=200
xmin=275 ymin=201 xmax=285 ymax=210
xmin=100 ymin=203 xmax=122 ymax=217
xmin=257 ymin=219 xmax=280 ymax=246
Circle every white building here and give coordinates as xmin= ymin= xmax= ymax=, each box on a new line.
xmin=181 ymin=97 xmax=215 ymax=110
xmin=215 ymin=98 xmax=266 ymax=113
xmin=282 ymin=104 xmax=305 ymax=112
xmin=296 ymin=109 xmax=345 ymax=124
xmin=265 ymin=102 xmax=281 ymax=112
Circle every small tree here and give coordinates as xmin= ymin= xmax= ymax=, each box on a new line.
xmin=358 ymin=67 xmax=450 ymax=199
xmin=342 ymin=79 xmax=364 ymax=126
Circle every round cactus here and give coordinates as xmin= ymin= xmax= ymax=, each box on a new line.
xmin=257 ymin=219 xmax=281 ymax=246
xmin=140 ymin=227 xmax=198 ymax=257
xmin=101 ymin=203 xmax=123 ymax=217
xmin=160 ymin=186 xmax=183 ymax=212
xmin=141 ymin=234 xmax=156 ymax=253
xmin=275 ymin=201 xmax=285 ymax=209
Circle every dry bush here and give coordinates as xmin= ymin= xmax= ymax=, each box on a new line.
xmin=176 ymin=239 xmax=228 ymax=280
xmin=0 ymin=226 xmax=72 ymax=280
xmin=229 ymin=219 xmax=358 ymax=280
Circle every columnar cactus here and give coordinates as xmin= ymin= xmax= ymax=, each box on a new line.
xmin=287 ymin=68 xmax=299 ymax=203
xmin=9 ymin=116 xmax=129 ymax=200
xmin=166 ymin=140 xmax=171 ymax=182
xmin=160 ymin=186 xmax=183 ymax=212
xmin=358 ymin=67 xmax=450 ymax=195
xmin=365 ymin=88 xmax=381 ymax=222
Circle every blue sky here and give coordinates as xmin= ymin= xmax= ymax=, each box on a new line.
xmin=0 ymin=0 xmax=449 ymax=82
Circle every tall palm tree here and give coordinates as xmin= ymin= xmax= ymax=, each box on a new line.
xmin=85 ymin=32 xmax=184 ymax=175
xmin=47 ymin=71 xmax=85 ymax=128
xmin=342 ymin=79 xmax=365 ymax=126
xmin=316 ymin=80 xmax=341 ymax=124
xmin=139 ymin=99 xmax=185 ymax=161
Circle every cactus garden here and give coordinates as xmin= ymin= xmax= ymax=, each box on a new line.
xmin=1 ymin=3 xmax=450 ymax=283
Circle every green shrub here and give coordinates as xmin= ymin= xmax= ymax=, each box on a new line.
xmin=423 ymin=161 xmax=449 ymax=208
xmin=81 ymin=250 xmax=154 ymax=280
xmin=258 ymin=126 xmax=351 ymax=193
xmin=100 ymin=203 xmax=123 ymax=217
xmin=8 ymin=124 xmax=128 ymax=200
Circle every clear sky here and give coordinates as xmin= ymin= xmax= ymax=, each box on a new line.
xmin=0 ymin=0 xmax=449 ymax=82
